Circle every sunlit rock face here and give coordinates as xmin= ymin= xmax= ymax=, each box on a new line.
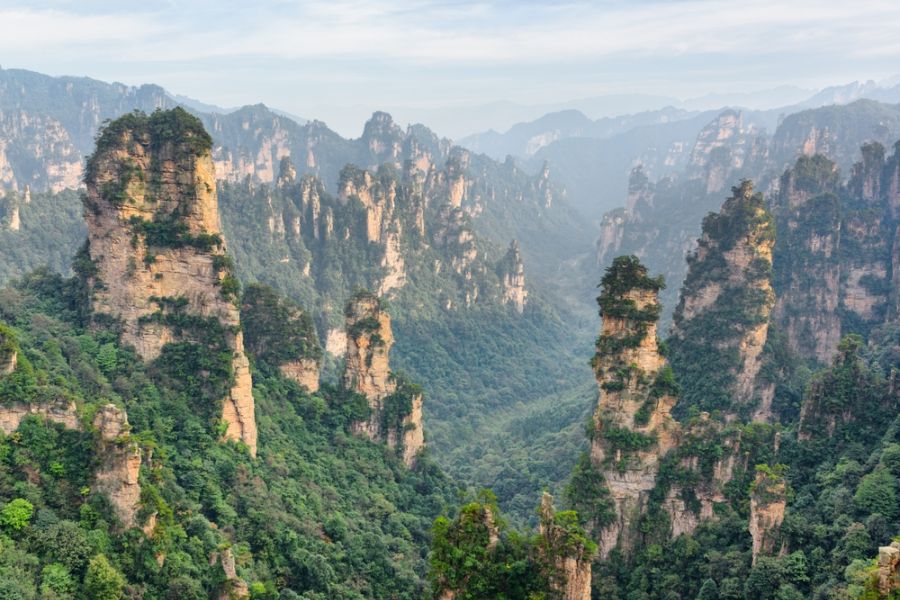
xmin=342 ymin=291 xmax=425 ymax=466
xmin=82 ymin=109 xmax=256 ymax=455
xmin=589 ymin=256 xmax=677 ymax=558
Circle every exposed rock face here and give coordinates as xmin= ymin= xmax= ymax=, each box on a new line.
xmin=325 ymin=329 xmax=347 ymax=357
xmin=93 ymin=404 xmax=142 ymax=529
xmin=0 ymin=330 xmax=15 ymax=376
xmin=279 ymin=359 xmax=320 ymax=392
xmin=748 ymin=466 xmax=787 ymax=565
xmin=660 ymin=413 xmax=742 ymax=538
xmin=670 ymin=181 xmax=776 ymax=420
xmin=538 ymin=493 xmax=593 ymax=600
xmin=212 ymin=547 xmax=250 ymax=600
xmin=82 ymin=109 xmax=257 ymax=455
xmin=878 ymin=542 xmax=900 ymax=597
xmin=0 ymin=109 xmax=83 ymax=193
xmin=342 ymin=292 xmax=425 ymax=466
xmin=771 ymin=155 xmax=842 ymax=364
xmin=240 ymin=283 xmax=321 ymax=393
xmin=6 ymin=197 xmax=20 ymax=231
xmin=772 ymin=146 xmax=899 ymax=365
xmin=343 ymin=293 xmax=396 ymax=403
xmin=497 ymin=240 xmax=527 ymax=313
xmin=590 ymin=256 xmax=677 ymax=558
xmin=386 ymin=392 xmax=424 ymax=467
xmin=0 ymin=401 xmax=79 ymax=435
xmin=688 ymin=110 xmax=768 ymax=195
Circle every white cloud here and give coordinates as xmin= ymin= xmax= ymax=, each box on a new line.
xmin=7 ymin=0 xmax=900 ymax=65
xmin=0 ymin=7 xmax=165 ymax=48
xmin=4 ymin=0 xmax=900 ymax=128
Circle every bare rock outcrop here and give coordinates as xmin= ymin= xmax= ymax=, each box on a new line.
xmin=337 ymin=166 xmax=408 ymax=295
xmin=279 ymin=359 xmax=320 ymax=393
xmin=748 ymin=465 xmax=787 ymax=565
xmin=343 ymin=292 xmax=396 ymax=403
xmin=82 ymin=109 xmax=256 ymax=455
xmin=670 ymin=181 xmax=776 ymax=420
xmin=92 ymin=404 xmax=143 ymax=529
xmin=342 ymin=291 xmax=424 ymax=466
xmin=497 ymin=240 xmax=528 ymax=314
xmin=0 ymin=401 xmax=80 ymax=435
xmin=538 ymin=493 xmax=593 ymax=600
xmin=212 ymin=546 xmax=250 ymax=600
xmin=688 ymin=110 xmax=767 ymax=195
xmin=772 ymin=146 xmax=899 ymax=365
xmin=0 ymin=329 xmax=16 ymax=376
xmin=878 ymin=542 xmax=900 ymax=597
xmin=590 ymin=256 xmax=678 ymax=558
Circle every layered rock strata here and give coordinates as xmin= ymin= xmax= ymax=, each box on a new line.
xmin=748 ymin=466 xmax=787 ymax=565
xmin=82 ymin=109 xmax=256 ymax=455
xmin=342 ymin=292 xmax=424 ymax=466
xmin=538 ymin=493 xmax=593 ymax=600
xmin=590 ymin=256 xmax=678 ymax=558
xmin=669 ymin=181 xmax=776 ymax=420
xmin=92 ymin=404 xmax=143 ymax=529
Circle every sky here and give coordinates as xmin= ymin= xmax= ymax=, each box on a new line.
xmin=4 ymin=0 xmax=900 ymax=136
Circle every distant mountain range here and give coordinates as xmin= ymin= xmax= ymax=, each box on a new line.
xmin=458 ymin=79 xmax=900 ymax=162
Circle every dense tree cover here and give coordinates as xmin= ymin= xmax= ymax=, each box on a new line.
xmin=0 ymin=189 xmax=86 ymax=282
xmin=215 ymin=172 xmax=593 ymax=523
xmin=428 ymin=490 xmax=596 ymax=599
xmin=241 ymin=283 xmax=321 ymax=368
xmin=0 ymin=163 xmax=593 ymax=524
xmin=0 ymin=271 xmax=456 ymax=598
xmin=578 ymin=324 xmax=899 ymax=600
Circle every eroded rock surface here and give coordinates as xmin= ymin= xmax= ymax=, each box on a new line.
xmin=0 ymin=401 xmax=79 ymax=435
xmin=342 ymin=291 xmax=425 ymax=466
xmin=93 ymin=404 xmax=142 ymax=529
xmin=538 ymin=493 xmax=593 ymax=600
xmin=670 ymin=181 xmax=776 ymax=420
xmin=497 ymin=240 xmax=528 ymax=314
xmin=590 ymin=257 xmax=677 ymax=558
xmin=82 ymin=109 xmax=256 ymax=455
xmin=748 ymin=466 xmax=787 ymax=565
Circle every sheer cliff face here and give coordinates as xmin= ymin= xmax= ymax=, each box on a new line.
xmin=342 ymin=292 xmax=424 ymax=466
xmin=338 ymin=166 xmax=408 ymax=295
xmin=255 ymin=153 xmax=527 ymax=332
xmin=748 ymin=467 xmax=787 ymax=565
xmin=0 ymin=330 xmax=15 ymax=376
xmin=590 ymin=257 xmax=677 ymax=558
xmin=772 ymin=145 xmax=899 ymax=365
xmin=670 ymin=181 xmax=776 ymax=420
xmin=497 ymin=240 xmax=528 ymax=313
xmin=82 ymin=109 xmax=257 ymax=455
xmin=538 ymin=494 xmax=594 ymax=600
xmin=0 ymin=111 xmax=82 ymax=193
xmin=771 ymin=156 xmax=842 ymax=364
xmin=688 ymin=110 xmax=768 ymax=195
xmin=595 ymin=104 xmax=900 ymax=332
xmin=343 ymin=294 xmax=396 ymax=402
xmin=93 ymin=404 xmax=143 ymax=529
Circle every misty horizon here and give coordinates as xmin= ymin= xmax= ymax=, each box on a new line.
xmin=6 ymin=0 xmax=900 ymax=137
